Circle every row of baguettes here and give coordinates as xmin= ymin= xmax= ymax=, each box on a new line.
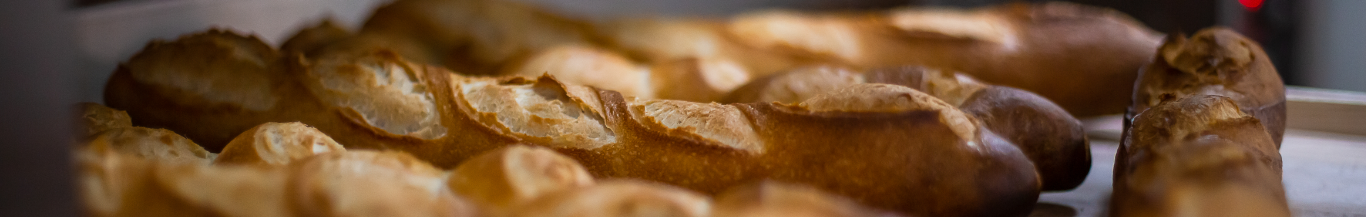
xmin=78 ymin=103 xmax=897 ymax=217
xmin=104 ymin=30 xmax=1040 ymax=216
xmin=285 ymin=0 xmax=1161 ymax=116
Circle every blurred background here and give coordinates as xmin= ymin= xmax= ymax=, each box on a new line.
xmin=1 ymin=0 xmax=1362 ymax=215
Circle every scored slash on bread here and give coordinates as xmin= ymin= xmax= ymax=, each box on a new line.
xmin=214 ymin=122 xmax=347 ymax=166
xmin=104 ymin=29 xmax=1041 ymax=216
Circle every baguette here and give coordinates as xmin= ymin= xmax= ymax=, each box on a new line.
xmin=725 ymin=65 xmax=1090 ymax=191
xmin=1128 ymin=27 xmax=1287 ymax=146
xmin=1111 ymin=95 xmax=1288 ymax=217
xmin=105 ymin=30 xmax=1040 ymax=216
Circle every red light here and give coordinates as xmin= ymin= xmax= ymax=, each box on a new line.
xmin=1240 ymin=0 xmax=1263 ymax=11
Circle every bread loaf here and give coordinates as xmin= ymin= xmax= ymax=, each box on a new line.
xmin=105 ymin=30 xmax=1040 ymax=216
xmin=1129 ymin=27 xmax=1286 ymax=146
xmin=726 ymin=65 xmax=1089 ymax=191
xmin=1111 ymin=95 xmax=1289 ymax=217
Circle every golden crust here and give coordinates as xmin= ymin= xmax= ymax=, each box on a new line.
xmin=121 ymin=29 xmax=280 ymax=112
xmin=214 ymin=122 xmax=347 ymax=166
xmin=798 ymin=84 xmax=978 ymax=143
xmin=305 ymin=50 xmax=448 ymax=139
xmin=288 ymin=151 xmax=475 ymax=217
xmin=627 ymin=99 xmax=764 ymax=153
xmin=501 ymin=45 xmax=653 ymax=98
xmin=723 ymin=65 xmax=863 ymax=104
xmin=454 ymin=76 xmax=617 ymax=149
xmin=447 ymin=145 xmax=594 ymax=215
xmin=86 ymin=127 xmax=211 ymax=165
xmin=125 ymin=162 xmax=293 ymax=217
